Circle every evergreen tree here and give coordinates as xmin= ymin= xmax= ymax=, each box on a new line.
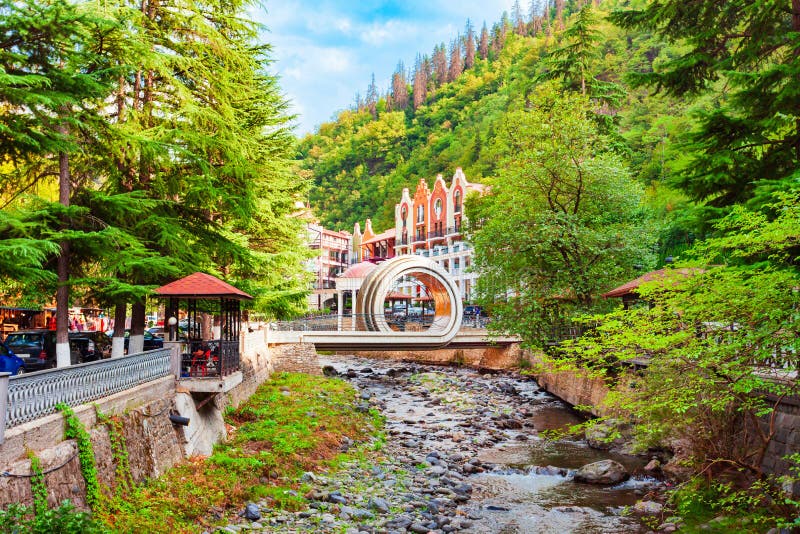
xmin=464 ymin=20 xmax=476 ymax=70
xmin=389 ymin=62 xmax=408 ymax=111
xmin=539 ymin=5 xmax=600 ymax=95
xmin=0 ymin=0 xmax=115 ymax=365
xmin=412 ymin=54 xmax=427 ymax=109
xmin=612 ymin=0 xmax=800 ymax=213
xmin=512 ymin=0 xmax=526 ymax=35
xmin=432 ymin=44 xmax=448 ymax=87
xmin=366 ymin=73 xmax=379 ymax=118
xmin=448 ymin=37 xmax=464 ymax=82
xmin=479 ymin=23 xmax=490 ymax=60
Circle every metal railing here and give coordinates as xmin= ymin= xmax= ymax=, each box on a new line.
xmin=6 ymin=348 xmax=171 ymax=428
xmin=180 ymin=339 xmax=239 ymax=378
xmin=270 ymin=312 xmax=489 ymax=333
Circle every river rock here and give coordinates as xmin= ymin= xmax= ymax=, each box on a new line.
xmin=242 ymin=503 xmax=261 ymax=521
xmin=369 ymin=497 xmax=390 ymax=514
xmin=585 ymin=420 xmax=628 ymax=450
xmin=643 ymin=458 xmax=661 ymax=472
xmin=633 ymin=500 xmax=663 ymax=515
xmin=573 ymin=459 xmax=630 ymax=485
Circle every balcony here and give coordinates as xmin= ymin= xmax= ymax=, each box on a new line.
xmin=427 ymin=230 xmax=445 ymax=240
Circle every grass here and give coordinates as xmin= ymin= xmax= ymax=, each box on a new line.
xmin=96 ymin=372 xmax=381 ymax=533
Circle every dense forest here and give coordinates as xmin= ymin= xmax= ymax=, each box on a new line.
xmin=300 ymin=0 xmax=694 ymax=251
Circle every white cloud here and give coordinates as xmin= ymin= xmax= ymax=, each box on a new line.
xmin=259 ymin=0 xmax=517 ymax=134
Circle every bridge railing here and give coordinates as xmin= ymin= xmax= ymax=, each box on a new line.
xmin=270 ymin=313 xmax=444 ymax=332
xmin=269 ymin=312 xmax=492 ymax=333
xmin=4 ymin=348 xmax=171 ymax=429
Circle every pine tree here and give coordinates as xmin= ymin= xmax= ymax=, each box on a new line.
xmin=432 ymin=44 xmax=448 ymax=87
xmin=0 ymin=0 xmax=115 ymax=365
xmin=539 ymin=5 xmax=601 ymax=96
xmin=512 ymin=1 xmax=526 ymax=35
xmin=612 ymin=0 xmax=800 ymax=211
xmin=389 ymin=62 xmax=408 ymax=111
xmin=479 ymin=23 xmax=490 ymax=60
xmin=464 ymin=20 xmax=476 ymax=70
xmin=412 ymin=55 xmax=427 ymax=109
xmin=366 ymin=73 xmax=379 ymax=118
xmin=448 ymin=37 xmax=464 ymax=82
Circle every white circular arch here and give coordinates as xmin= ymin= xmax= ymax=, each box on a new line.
xmin=355 ymin=256 xmax=463 ymax=342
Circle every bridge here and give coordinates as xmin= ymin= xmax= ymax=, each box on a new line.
xmin=267 ymin=314 xmax=519 ymax=351
xmin=268 ymin=255 xmax=519 ymax=351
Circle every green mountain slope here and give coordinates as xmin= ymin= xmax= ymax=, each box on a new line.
xmin=298 ymin=1 xmax=691 ymax=237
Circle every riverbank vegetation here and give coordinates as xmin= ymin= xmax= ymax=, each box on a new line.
xmin=92 ymin=372 xmax=382 ymax=533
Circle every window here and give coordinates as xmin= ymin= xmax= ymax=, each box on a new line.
xmin=454 ymin=191 xmax=461 ymax=213
xmin=434 ymin=198 xmax=442 ymax=218
xmin=417 ymin=205 xmax=424 ymax=223
xmin=402 ymin=207 xmax=407 ymax=227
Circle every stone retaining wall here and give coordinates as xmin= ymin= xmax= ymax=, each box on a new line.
xmin=761 ymin=393 xmax=800 ymax=496
xmin=0 ymin=377 xmax=183 ymax=509
xmin=270 ymin=342 xmax=321 ymax=375
xmin=523 ymin=350 xmax=613 ymax=418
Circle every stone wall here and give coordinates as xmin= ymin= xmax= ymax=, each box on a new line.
xmin=344 ymin=343 xmax=523 ymax=370
xmin=524 ymin=350 xmax=613 ymax=418
xmin=270 ymin=342 xmax=321 ymax=375
xmin=225 ymin=324 xmax=273 ymax=408
xmin=761 ymin=393 xmax=800 ymax=496
xmin=0 ymin=377 xmax=184 ymax=509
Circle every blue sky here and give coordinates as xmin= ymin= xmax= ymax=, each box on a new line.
xmin=252 ymin=1 xmax=517 ymax=136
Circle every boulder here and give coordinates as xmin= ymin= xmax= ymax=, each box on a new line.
xmin=585 ymin=420 xmax=629 ymax=450
xmin=573 ymin=460 xmax=629 ymax=485
xmin=633 ymin=500 xmax=663 ymax=515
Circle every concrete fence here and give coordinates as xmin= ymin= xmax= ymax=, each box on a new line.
xmin=1 ymin=349 xmax=171 ymax=442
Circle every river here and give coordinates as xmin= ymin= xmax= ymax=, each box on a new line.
xmin=248 ymin=355 xmax=662 ymax=533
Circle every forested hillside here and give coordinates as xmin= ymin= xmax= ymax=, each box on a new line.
xmin=298 ymin=0 xmax=694 ymax=252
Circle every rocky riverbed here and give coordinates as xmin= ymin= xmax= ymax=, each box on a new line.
xmin=220 ymin=355 xmax=666 ymax=533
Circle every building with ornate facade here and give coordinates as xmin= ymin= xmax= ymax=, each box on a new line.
xmin=350 ymin=168 xmax=483 ymax=303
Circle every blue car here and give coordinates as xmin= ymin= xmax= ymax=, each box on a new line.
xmin=0 ymin=340 xmax=24 ymax=375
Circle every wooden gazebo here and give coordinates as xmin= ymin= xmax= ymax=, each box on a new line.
xmin=155 ymin=272 xmax=252 ymax=379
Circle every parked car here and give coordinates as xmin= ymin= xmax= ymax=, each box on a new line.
xmin=0 ymin=340 xmax=24 ymax=375
xmin=3 ymin=329 xmax=109 ymax=370
xmin=4 ymin=329 xmax=57 ymax=371
xmin=69 ymin=331 xmax=112 ymax=362
xmin=104 ymin=330 xmax=166 ymax=353
xmin=464 ymin=305 xmax=484 ymax=317
xmin=147 ymin=326 xmax=187 ymax=341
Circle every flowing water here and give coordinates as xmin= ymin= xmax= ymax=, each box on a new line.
xmin=321 ymin=355 xmax=661 ymax=533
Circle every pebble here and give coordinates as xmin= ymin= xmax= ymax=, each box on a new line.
xmin=215 ymin=358 xmax=657 ymax=533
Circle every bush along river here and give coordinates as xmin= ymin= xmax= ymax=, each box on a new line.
xmin=224 ymin=355 xmax=668 ymax=534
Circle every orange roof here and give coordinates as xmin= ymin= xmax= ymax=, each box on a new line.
xmin=339 ymin=261 xmax=378 ymax=279
xmin=361 ymin=228 xmax=396 ymax=246
xmin=155 ymin=272 xmax=253 ymax=300
xmin=602 ymin=268 xmax=702 ymax=299
xmin=385 ymin=291 xmax=412 ymax=300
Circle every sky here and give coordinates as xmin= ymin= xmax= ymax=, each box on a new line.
xmin=251 ymin=0 xmax=517 ymax=136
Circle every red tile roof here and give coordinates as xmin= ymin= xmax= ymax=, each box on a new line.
xmin=602 ymin=268 xmax=702 ymax=299
xmin=385 ymin=291 xmax=412 ymax=300
xmin=339 ymin=261 xmax=378 ymax=279
xmin=155 ymin=272 xmax=253 ymax=300
xmin=361 ymin=228 xmax=396 ymax=246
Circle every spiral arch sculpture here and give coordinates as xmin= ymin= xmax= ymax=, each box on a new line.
xmin=355 ymin=256 xmax=463 ymax=344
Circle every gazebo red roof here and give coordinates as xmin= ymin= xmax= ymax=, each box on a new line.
xmin=385 ymin=291 xmax=412 ymax=300
xmin=602 ymin=268 xmax=702 ymax=299
xmin=155 ymin=272 xmax=253 ymax=300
